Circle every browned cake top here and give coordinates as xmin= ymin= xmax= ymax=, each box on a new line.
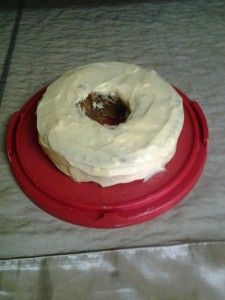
xmin=78 ymin=92 xmax=130 ymax=125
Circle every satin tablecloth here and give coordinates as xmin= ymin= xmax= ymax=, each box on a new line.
xmin=0 ymin=0 xmax=225 ymax=298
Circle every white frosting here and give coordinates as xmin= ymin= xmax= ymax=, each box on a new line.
xmin=37 ymin=62 xmax=184 ymax=187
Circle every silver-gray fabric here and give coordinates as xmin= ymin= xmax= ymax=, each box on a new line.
xmin=1 ymin=242 xmax=225 ymax=300
xmin=0 ymin=5 xmax=17 ymax=75
xmin=0 ymin=24 xmax=10 ymax=70
xmin=0 ymin=0 xmax=225 ymax=297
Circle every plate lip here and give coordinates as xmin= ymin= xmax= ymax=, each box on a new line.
xmin=6 ymin=86 xmax=208 ymax=227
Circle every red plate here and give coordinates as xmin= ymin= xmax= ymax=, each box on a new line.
xmin=6 ymin=87 xmax=208 ymax=228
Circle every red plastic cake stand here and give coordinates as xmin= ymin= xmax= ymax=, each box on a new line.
xmin=6 ymin=87 xmax=208 ymax=228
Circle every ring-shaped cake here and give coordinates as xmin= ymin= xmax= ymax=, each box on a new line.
xmin=37 ymin=62 xmax=184 ymax=186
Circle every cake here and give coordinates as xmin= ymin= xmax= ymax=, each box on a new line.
xmin=36 ymin=62 xmax=184 ymax=187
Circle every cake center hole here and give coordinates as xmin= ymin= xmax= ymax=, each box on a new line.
xmin=79 ymin=92 xmax=131 ymax=125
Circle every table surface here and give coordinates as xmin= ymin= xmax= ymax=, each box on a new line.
xmin=1 ymin=0 xmax=225 ymax=298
